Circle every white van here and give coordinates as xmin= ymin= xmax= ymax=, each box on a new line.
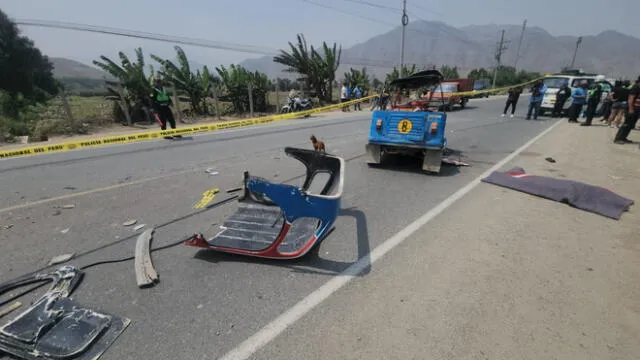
xmin=539 ymin=73 xmax=611 ymax=116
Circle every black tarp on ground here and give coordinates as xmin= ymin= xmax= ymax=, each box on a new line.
xmin=481 ymin=167 xmax=634 ymax=220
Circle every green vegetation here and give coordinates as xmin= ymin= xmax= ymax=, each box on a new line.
xmin=0 ymin=8 xmax=60 ymax=141
xmin=273 ymin=34 xmax=341 ymax=103
xmin=467 ymin=66 xmax=542 ymax=88
xmin=1 ymin=8 xmax=544 ymax=143
xmin=343 ymin=67 xmax=371 ymax=91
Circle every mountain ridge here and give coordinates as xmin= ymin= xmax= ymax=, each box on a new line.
xmin=48 ymin=22 xmax=640 ymax=83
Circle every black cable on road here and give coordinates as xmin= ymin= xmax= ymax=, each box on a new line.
xmin=0 ymin=151 xmax=368 ymax=305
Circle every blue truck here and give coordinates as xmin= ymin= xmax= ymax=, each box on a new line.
xmin=365 ymin=70 xmax=448 ymax=174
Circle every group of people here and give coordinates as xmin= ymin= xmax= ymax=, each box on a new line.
xmin=501 ymin=79 xmax=549 ymax=120
xmin=501 ymin=76 xmax=640 ymax=145
xmin=340 ymin=84 xmax=365 ymax=111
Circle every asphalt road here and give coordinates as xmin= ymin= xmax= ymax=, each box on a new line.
xmin=0 ymin=98 xmax=560 ymax=360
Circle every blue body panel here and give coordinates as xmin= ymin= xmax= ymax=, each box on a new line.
xmin=247 ymin=178 xmax=339 ymax=239
xmin=368 ymin=110 xmax=447 ymax=149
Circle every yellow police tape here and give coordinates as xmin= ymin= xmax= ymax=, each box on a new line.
xmin=0 ymin=95 xmax=376 ymax=160
xmin=444 ymin=76 xmax=545 ymax=97
xmin=0 ymin=75 xmax=546 ymax=160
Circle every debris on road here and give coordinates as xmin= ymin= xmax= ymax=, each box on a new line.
xmin=193 ymin=188 xmax=219 ymax=209
xmin=123 ymin=219 xmax=138 ymax=226
xmin=0 ymin=266 xmax=130 ymax=360
xmin=205 ymin=168 xmax=219 ymax=175
xmin=63 ymin=186 xmax=77 ymax=190
xmin=133 ymin=224 xmax=146 ymax=231
xmin=2 ymin=224 xmax=14 ymax=230
xmin=226 ymin=187 xmax=242 ymax=193
xmin=48 ymin=253 xmax=75 ymax=266
xmin=134 ymin=228 xmax=159 ymax=288
xmin=60 ymin=228 xmax=70 ymax=234
xmin=545 ymin=157 xmax=556 ymax=163
xmin=441 ymin=158 xmax=470 ymax=166
xmin=185 ymin=147 xmax=344 ymax=259
xmin=61 ymin=204 xmax=75 ymax=209
xmin=481 ymin=167 xmax=635 ymax=220
xmin=0 ymin=301 xmax=22 ymax=319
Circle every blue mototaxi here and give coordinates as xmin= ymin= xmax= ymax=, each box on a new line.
xmin=365 ymin=70 xmax=448 ymax=174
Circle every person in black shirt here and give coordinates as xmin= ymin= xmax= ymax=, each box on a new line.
xmin=613 ymin=76 xmax=640 ymax=144
xmin=501 ymin=86 xmax=522 ymax=117
xmin=552 ymin=83 xmax=571 ymax=117
xmin=608 ymin=81 xmax=629 ymax=127
xmin=581 ymin=84 xmax=603 ymax=126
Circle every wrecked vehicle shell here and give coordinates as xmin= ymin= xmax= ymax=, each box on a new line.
xmin=185 ymin=147 xmax=344 ymax=259
xmin=0 ymin=266 xmax=130 ymax=360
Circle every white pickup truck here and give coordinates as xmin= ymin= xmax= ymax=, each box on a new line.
xmin=540 ymin=74 xmax=612 ymax=116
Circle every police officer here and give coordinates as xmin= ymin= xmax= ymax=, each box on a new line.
xmin=150 ymin=77 xmax=180 ymax=139
xmin=581 ymin=83 xmax=603 ymax=126
xmin=552 ymin=82 xmax=571 ymax=117
xmin=613 ymin=76 xmax=640 ymax=144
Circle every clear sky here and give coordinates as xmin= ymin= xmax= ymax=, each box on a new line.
xmin=1 ymin=0 xmax=638 ymax=68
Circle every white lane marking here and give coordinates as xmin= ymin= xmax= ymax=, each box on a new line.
xmin=218 ymin=119 xmax=563 ymax=360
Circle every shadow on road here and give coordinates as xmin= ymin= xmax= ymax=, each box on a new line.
xmin=192 ymin=207 xmax=372 ymax=277
xmin=367 ymin=151 xmax=462 ymax=177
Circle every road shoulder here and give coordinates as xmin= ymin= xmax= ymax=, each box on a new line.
xmin=255 ymin=122 xmax=640 ymax=360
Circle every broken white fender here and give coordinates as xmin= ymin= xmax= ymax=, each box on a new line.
xmin=134 ymin=228 xmax=159 ymax=288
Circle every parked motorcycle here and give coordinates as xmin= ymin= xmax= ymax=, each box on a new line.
xmin=281 ymin=96 xmax=313 ymax=114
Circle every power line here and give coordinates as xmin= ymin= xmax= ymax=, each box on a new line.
xmin=301 ymin=0 xmax=396 ymax=26
xmin=406 ymin=1 xmax=445 ymax=16
xmin=15 ymin=17 xmax=473 ymax=70
xmin=341 ymin=0 xmax=400 ymax=12
xmin=15 ymin=19 xmax=280 ymax=56
xmin=14 ymin=18 xmax=408 ymax=68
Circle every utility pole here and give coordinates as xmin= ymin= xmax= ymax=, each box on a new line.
xmin=400 ymin=0 xmax=408 ymax=71
xmin=513 ymin=19 xmax=527 ymax=71
xmin=492 ymin=29 xmax=509 ymax=89
xmin=570 ymin=36 xmax=582 ymax=69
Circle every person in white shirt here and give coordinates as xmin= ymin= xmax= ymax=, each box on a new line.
xmin=340 ymin=84 xmax=349 ymax=112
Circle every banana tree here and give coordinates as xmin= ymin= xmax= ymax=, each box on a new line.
xmin=384 ymin=64 xmax=419 ymax=84
xmin=344 ymin=67 xmax=370 ymax=91
xmin=93 ymin=47 xmax=151 ymax=124
xmin=216 ymin=64 xmax=270 ymax=114
xmin=274 ymin=34 xmax=342 ymax=104
xmin=150 ymin=46 xmax=217 ymax=115
xmin=312 ymin=41 xmax=341 ymax=102
xmin=273 ymin=34 xmax=320 ymax=96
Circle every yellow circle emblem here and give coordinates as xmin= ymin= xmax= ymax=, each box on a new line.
xmin=397 ymin=119 xmax=413 ymax=134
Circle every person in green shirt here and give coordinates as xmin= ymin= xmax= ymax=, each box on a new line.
xmin=150 ymin=77 xmax=180 ymax=138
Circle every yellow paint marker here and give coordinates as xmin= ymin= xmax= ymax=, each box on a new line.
xmin=193 ymin=188 xmax=220 ymax=209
